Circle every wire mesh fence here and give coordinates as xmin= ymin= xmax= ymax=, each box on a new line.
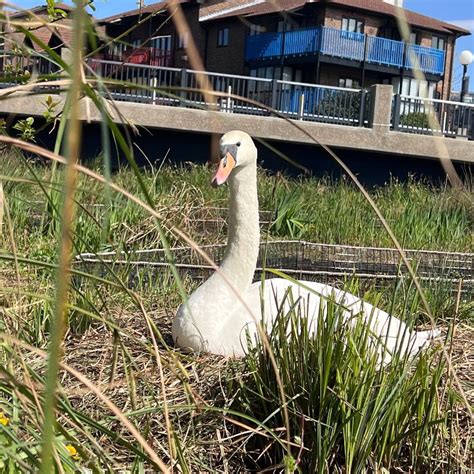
xmin=76 ymin=240 xmax=474 ymax=299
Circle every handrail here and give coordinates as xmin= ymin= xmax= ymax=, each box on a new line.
xmin=277 ymin=79 xmax=361 ymax=92
xmin=186 ymin=69 xmax=273 ymax=82
xmin=399 ymin=94 xmax=474 ymax=108
xmin=88 ymin=58 xmax=181 ymax=72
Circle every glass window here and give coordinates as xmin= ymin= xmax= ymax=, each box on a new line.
xmin=178 ymin=31 xmax=189 ymax=49
xmin=342 ymin=17 xmax=363 ymax=33
xmin=217 ymin=27 xmax=229 ymax=47
xmin=339 ymin=78 xmax=360 ymax=88
xmin=419 ymin=80 xmax=428 ymax=98
xmin=282 ymin=66 xmax=292 ymax=81
xmin=409 ymin=78 xmax=419 ymax=96
xmin=409 ymin=32 xmax=418 ymax=44
xmin=277 ymin=20 xmax=295 ymax=33
xmin=151 ymin=35 xmax=172 ymax=52
xmin=432 ymin=35 xmax=445 ymax=50
xmin=249 ymin=24 xmax=265 ymax=36
xmin=401 ymin=77 xmax=410 ymax=95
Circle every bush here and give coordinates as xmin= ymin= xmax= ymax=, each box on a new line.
xmin=400 ymin=111 xmax=431 ymax=129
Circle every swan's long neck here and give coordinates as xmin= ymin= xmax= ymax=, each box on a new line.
xmin=220 ymin=162 xmax=260 ymax=289
xmin=179 ymin=160 xmax=260 ymax=343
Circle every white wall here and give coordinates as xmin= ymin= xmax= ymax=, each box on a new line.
xmin=383 ymin=0 xmax=404 ymax=7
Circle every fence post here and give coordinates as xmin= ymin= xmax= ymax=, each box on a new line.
xmin=151 ymin=75 xmax=157 ymax=105
xmin=271 ymin=79 xmax=279 ymax=113
xmin=298 ymin=93 xmax=305 ymax=120
xmin=225 ymin=84 xmax=233 ymax=113
xmin=358 ymin=88 xmax=366 ymax=127
xmin=392 ymin=93 xmax=401 ymax=130
xmin=179 ymin=68 xmax=187 ymax=105
xmin=369 ymin=84 xmax=393 ymax=133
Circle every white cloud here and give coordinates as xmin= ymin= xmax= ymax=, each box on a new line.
xmin=448 ymin=19 xmax=474 ymax=32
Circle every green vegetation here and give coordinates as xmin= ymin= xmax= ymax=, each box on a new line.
xmin=4 ymin=156 xmax=473 ymax=255
xmin=0 ymin=2 xmax=472 ymax=471
xmin=399 ymin=111 xmax=432 ymax=129
xmin=1 ymin=153 xmax=472 ymax=472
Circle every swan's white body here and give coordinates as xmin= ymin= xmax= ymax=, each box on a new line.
xmin=172 ymin=131 xmax=439 ymax=364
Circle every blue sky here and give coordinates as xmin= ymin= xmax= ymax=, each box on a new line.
xmin=13 ymin=0 xmax=474 ymax=90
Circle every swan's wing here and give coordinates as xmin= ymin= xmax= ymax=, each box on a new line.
xmin=248 ymin=278 xmax=438 ymax=365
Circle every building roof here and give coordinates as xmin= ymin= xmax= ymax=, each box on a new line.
xmin=100 ymin=0 xmax=192 ymax=23
xmin=203 ymin=0 xmax=470 ymax=36
xmin=199 ymin=0 xmax=268 ymax=21
xmin=9 ymin=3 xmax=74 ymax=18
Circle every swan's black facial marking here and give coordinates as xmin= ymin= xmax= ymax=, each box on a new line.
xmin=221 ymin=143 xmax=239 ymax=164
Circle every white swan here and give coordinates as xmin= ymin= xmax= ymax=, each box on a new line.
xmin=172 ymin=131 xmax=440 ymax=364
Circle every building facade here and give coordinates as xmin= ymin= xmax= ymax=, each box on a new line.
xmin=11 ymin=0 xmax=465 ymax=101
xmin=200 ymin=0 xmax=469 ymax=100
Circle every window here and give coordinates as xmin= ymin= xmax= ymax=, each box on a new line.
xmin=341 ymin=17 xmax=363 ymax=34
xmin=131 ymin=39 xmax=141 ymax=48
xmin=151 ymin=35 xmax=172 ymax=52
xmin=398 ymin=77 xmax=436 ymax=98
xmin=217 ymin=27 xmax=229 ymax=47
xmin=277 ymin=20 xmax=294 ymax=33
xmin=432 ymin=35 xmax=445 ymax=51
xmin=178 ymin=31 xmax=189 ymax=49
xmin=338 ymin=78 xmax=360 ymax=89
xmin=409 ymin=32 xmax=418 ymax=44
xmin=249 ymin=24 xmax=265 ymax=36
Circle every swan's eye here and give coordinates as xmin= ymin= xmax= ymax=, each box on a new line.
xmin=236 ymin=142 xmax=241 ymax=147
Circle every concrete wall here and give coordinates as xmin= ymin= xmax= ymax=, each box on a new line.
xmin=0 ymin=85 xmax=472 ymax=166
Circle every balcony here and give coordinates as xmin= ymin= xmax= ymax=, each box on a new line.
xmin=245 ymin=26 xmax=445 ymax=75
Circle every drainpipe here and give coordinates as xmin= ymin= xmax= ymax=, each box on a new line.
xmin=203 ymin=25 xmax=209 ymax=69
xmin=315 ymin=26 xmax=322 ymax=84
xmin=399 ymin=41 xmax=407 ymax=94
xmin=361 ymin=33 xmax=368 ymax=88
xmin=280 ymin=18 xmax=286 ymax=79
xmin=443 ymin=37 xmax=454 ymax=100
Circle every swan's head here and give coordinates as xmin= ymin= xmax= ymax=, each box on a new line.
xmin=212 ymin=130 xmax=257 ymax=186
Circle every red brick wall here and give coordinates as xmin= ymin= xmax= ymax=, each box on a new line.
xmin=441 ymin=38 xmax=454 ymax=100
xmin=324 ymin=6 xmax=384 ymax=36
xmin=205 ymin=19 xmax=247 ymax=75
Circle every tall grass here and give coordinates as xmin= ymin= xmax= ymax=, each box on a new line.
xmin=0 ymin=1 xmax=472 ymax=472
xmin=232 ymin=291 xmax=451 ymax=472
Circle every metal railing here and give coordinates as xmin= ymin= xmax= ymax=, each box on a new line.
xmin=246 ymin=26 xmax=446 ymax=75
xmin=392 ymin=94 xmax=474 ymax=138
xmin=88 ymin=59 xmax=369 ymax=127
xmin=0 ymin=50 xmax=59 ymax=87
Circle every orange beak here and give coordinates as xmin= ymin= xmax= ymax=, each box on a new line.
xmin=211 ymin=152 xmax=236 ymax=187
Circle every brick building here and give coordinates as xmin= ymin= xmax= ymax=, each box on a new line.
xmin=99 ymin=0 xmax=469 ymax=100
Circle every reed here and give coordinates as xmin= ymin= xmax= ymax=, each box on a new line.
xmin=0 ymin=1 xmax=472 ymax=472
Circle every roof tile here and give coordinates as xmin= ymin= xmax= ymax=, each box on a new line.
xmin=203 ymin=0 xmax=470 ymax=35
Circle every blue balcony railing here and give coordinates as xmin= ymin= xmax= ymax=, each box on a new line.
xmin=245 ymin=26 xmax=445 ymax=75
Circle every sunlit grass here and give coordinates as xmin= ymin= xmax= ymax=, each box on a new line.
xmin=0 ymin=1 xmax=472 ymax=471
